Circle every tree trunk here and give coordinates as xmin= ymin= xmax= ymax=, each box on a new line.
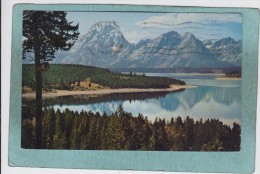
xmin=34 ymin=46 xmax=43 ymax=149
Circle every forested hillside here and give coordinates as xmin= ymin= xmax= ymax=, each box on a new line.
xmin=22 ymin=105 xmax=240 ymax=151
xmin=22 ymin=64 xmax=185 ymax=90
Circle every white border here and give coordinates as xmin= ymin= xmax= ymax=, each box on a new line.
xmin=2 ymin=0 xmax=260 ymax=174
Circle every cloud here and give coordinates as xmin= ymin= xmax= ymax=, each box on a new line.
xmin=136 ymin=13 xmax=242 ymax=29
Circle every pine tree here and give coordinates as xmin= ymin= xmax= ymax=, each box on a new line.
xmin=23 ymin=11 xmax=79 ymax=148
xmin=53 ymin=109 xmax=64 ymax=148
xmin=231 ymin=123 xmax=241 ymax=151
xmin=184 ymin=116 xmax=194 ymax=150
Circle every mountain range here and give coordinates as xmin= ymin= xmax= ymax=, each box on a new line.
xmin=49 ymin=21 xmax=242 ymax=68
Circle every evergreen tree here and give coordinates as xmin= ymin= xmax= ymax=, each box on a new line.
xmin=231 ymin=123 xmax=241 ymax=151
xmin=184 ymin=116 xmax=194 ymax=150
xmin=70 ymin=115 xmax=80 ymax=149
xmin=21 ymin=118 xmax=35 ymax=148
xmin=53 ymin=109 xmax=64 ymax=148
xmin=157 ymin=119 xmax=168 ymax=150
xmin=193 ymin=120 xmax=204 ymax=151
xmin=23 ymin=11 xmax=79 ymax=148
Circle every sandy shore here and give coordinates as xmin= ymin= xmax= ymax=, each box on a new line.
xmin=22 ymin=85 xmax=195 ymax=99
xmin=215 ymin=77 xmax=242 ymax=80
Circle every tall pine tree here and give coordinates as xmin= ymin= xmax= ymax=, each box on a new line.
xmin=23 ymin=11 xmax=79 ymax=148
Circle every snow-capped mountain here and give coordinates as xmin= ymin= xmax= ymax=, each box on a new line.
xmin=124 ymin=32 xmax=234 ymax=68
xmin=209 ymin=37 xmax=242 ymax=66
xmin=51 ymin=21 xmax=242 ymax=68
xmin=56 ymin=21 xmax=131 ymax=66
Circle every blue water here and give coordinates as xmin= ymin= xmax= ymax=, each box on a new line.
xmin=50 ymin=73 xmax=241 ymax=125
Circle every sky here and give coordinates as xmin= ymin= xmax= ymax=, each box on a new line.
xmin=66 ymin=12 xmax=242 ymax=43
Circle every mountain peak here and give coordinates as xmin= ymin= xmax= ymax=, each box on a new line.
xmin=85 ymin=21 xmax=128 ymax=45
xmin=87 ymin=21 xmax=120 ymax=36
xmin=220 ymin=37 xmax=236 ymax=43
xmin=155 ymin=31 xmax=182 ymax=47
xmin=212 ymin=37 xmax=236 ymax=48
xmin=183 ymin=32 xmax=196 ymax=40
xmin=91 ymin=21 xmax=119 ymax=30
xmin=163 ymin=31 xmax=179 ymax=37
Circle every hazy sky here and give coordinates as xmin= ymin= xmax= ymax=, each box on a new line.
xmin=66 ymin=12 xmax=242 ymax=43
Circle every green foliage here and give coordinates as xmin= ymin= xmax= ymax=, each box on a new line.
xmin=23 ymin=11 xmax=79 ymax=148
xmin=22 ymin=105 xmax=240 ymax=151
xmin=22 ymin=64 xmax=185 ymax=90
xmin=23 ymin=11 xmax=79 ymax=63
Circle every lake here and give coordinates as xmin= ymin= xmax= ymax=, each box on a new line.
xmin=23 ymin=73 xmax=241 ymax=126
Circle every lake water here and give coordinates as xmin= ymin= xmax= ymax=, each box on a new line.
xmin=25 ymin=73 xmax=241 ymax=125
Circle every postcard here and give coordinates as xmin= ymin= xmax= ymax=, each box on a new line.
xmin=8 ymin=4 xmax=259 ymax=173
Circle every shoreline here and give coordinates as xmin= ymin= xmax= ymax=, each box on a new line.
xmin=215 ymin=77 xmax=242 ymax=80
xmin=22 ymin=85 xmax=195 ymax=99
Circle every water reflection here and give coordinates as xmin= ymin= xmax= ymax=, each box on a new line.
xmin=23 ymin=73 xmax=241 ymax=125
